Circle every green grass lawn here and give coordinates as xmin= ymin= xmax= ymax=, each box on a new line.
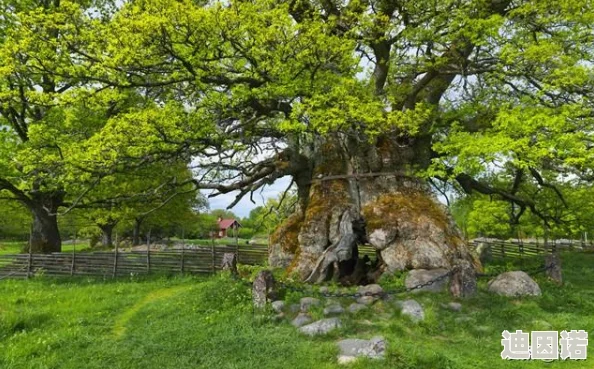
xmin=0 ymin=241 xmax=90 ymax=255
xmin=0 ymin=253 xmax=592 ymax=369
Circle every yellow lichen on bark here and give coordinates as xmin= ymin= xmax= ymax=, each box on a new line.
xmin=304 ymin=180 xmax=350 ymax=224
xmin=270 ymin=213 xmax=304 ymax=255
xmin=362 ymin=190 xmax=449 ymax=234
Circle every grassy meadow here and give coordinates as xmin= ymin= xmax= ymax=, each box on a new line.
xmin=0 ymin=253 xmax=592 ymax=369
xmin=0 ymin=241 xmax=89 ymax=256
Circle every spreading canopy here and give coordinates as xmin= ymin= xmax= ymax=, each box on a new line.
xmin=2 ymin=0 xmax=594 ymax=252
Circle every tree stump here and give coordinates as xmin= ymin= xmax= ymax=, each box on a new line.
xmin=252 ymin=270 xmax=276 ymax=309
xmin=449 ymin=262 xmax=477 ymax=298
xmin=545 ymin=253 xmax=562 ymax=285
xmin=221 ymin=253 xmax=238 ymax=276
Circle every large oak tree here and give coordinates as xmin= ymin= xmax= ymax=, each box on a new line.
xmin=4 ymin=0 xmax=594 ymax=282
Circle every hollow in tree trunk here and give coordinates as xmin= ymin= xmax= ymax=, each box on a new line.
xmin=269 ymin=135 xmax=478 ymax=284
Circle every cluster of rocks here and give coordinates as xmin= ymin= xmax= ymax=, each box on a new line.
xmin=253 ymin=266 xmax=547 ymax=364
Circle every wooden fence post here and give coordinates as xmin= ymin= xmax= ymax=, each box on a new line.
xmin=500 ymin=242 xmax=505 ymax=258
xmin=27 ymin=232 xmax=32 ymax=279
xmin=146 ymin=229 xmax=151 ymax=273
xmin=180 ymin=228 xmax=185 ymax=274
xmin=71 ymin=232 xmax=76 ymax=276
xmin=235 ymin=235 xmax=240 ymax=264
xmin=113 ymin=237 xmax=119 ymax=278
xmin=211 ymin=238 xmax=216 ymax=274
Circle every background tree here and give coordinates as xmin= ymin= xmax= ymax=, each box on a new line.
xmin=241 ymin=191 xmax=298 ymax=240
xmin=0 ymin=200 xmax=30 ymax=241
xmin=0 ymin=0 xmax=132 ymax=252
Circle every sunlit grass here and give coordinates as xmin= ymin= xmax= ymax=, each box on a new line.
xmin=0 ymin=253 xmax=592 ymax=369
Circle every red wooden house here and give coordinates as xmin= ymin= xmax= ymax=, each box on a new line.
xmin=217 ymin=217 xmax=241 ymax=238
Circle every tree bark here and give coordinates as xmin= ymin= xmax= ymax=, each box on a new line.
xmin=269 ymin=134 xmax=478 ymax=284
xmin=132 ymin=218 xmax=143 ymax=246
xmin=29 ymin=205 xmax=61 ymax=253
xmin=98 ymin=222 xmax=116 ymax=248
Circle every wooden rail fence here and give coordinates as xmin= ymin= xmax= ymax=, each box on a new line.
xmin=471 ymin=239 xmax=592 ymax=259
xmin=0 ymin=244 xmax=268 ymax=279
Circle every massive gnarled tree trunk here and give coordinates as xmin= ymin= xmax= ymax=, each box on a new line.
xmin=269 ymin=134 xmax=478 ymax=284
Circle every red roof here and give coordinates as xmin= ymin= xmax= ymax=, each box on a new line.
xmin=218 ymin=219 xmax=240 ymax=230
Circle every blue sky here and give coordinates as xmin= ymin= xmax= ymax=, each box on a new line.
xmin=202 ymin=176 xmax=292 ymax=218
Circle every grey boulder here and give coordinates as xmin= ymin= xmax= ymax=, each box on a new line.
xmin=291 ymin=313 xmax=313 ymax=328
xmin=357 ymin=284 xmax=384 ymax=297
xmin=447 ymin=302 xmax=462 ymax=312
xmin=348 ymin=303 xmax=368 ymax=314
xmin=300 ymin=297 xmax=321 ymax=312
xmin=271 ymin=300 xmax=285 ymax=313
xmin=324 ymin=304 xmax=345 ymax=316
xmin=337 ymin=336 xmax=386 ymax=364
xmin=400 ymin=299 xmax=424 ymax=322
xmin=487 ymin=271 xmax=541 ymax=297
xmin=299 ymin=318 xmax=342 ymax=336
xmin=356 ymin=296 xmax=376 ymax=306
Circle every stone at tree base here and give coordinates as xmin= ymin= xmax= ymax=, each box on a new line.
xmin=273 ymin=313 xmax=286 ymax=322
xmin=289 ymin=304 xmax=301 ymax=313
xmin=357 ymin=284 xmax=384 ymax=297
xmin=324 ymin=304 xmax=345 ymax=316
xmin=405 ymin=269 xmax=450 ymax=293
xmin=400 ymin=299 xmax=424 ymax=322
xmin=299 ymin=318 xmax=342 ymax=336
xmin=487 ymin=271 xmax=541 ymax=297
xmin=356 ymin=296 xmax=376 ymax=306
xmin=348 ymin=303 xmax=368 ymax=314
xmin=447 ymin=302 xmax=462 ymax=312
xmin=300 ymin=297 xmax=321 ymax=312
xmin=319 ymin=286 xmax=329 ymax=295
xmin=291 ymin=313 xmax=313 ymax=327
xmin=337 ymin=336 xmax=386 ymax=364
xmin=252 ymin=270 xmax=276 ymax=309
xmin=271 ymin=300 xmax=285 ymax=313
xmin=221 ymin=253 xmax=238 ymax=275
xmin=545 ymin=253 xmax=562 ymax=284
xmin=449 ymin=261 xmax=477 ymax=298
